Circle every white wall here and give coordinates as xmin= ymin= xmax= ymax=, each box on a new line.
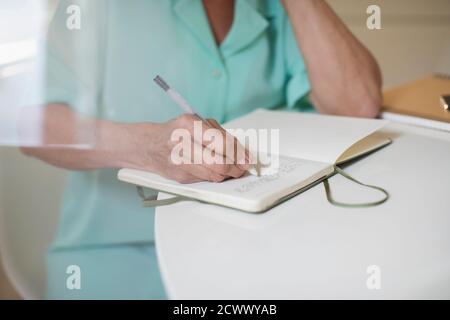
xmin=327 ymin=0 xmax=450 ymax=88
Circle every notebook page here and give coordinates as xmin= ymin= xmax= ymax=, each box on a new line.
xmin=224 ymin=109 xmax=388 ymax=164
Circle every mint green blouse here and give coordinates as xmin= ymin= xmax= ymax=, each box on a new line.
xmin=44 ymin=0 xmax=311 ymax=249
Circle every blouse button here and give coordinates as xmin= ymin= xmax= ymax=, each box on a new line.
xmin=212 ymin=69 xmax=222 ymax=79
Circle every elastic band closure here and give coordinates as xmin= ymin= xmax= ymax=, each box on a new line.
xmin=323 ymin=166 xmax=389 ymax=208
xmin=136 ymin=186 xmax=189 ymax=207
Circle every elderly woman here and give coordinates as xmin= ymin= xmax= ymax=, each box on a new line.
xmin=22 ymin=0 xmax=381 ymax=299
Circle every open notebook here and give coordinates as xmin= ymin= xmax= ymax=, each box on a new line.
xmin=118 ymin=110 xmax=390 ymax=212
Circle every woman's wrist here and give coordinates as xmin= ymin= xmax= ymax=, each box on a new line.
xmin=96 ymin=120 xmax=159 ymax=170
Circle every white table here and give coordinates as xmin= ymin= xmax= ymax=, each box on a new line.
xmin=155 ymin=123 xmax=450 ymax=299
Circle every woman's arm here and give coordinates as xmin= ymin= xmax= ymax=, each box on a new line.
xmin=21 ymin=104 xmax=136 ymax=170
xmin=21 ymin=104 xmax=248 ymax=183
xmin=282 ymin=0 xmax=382 ymax=117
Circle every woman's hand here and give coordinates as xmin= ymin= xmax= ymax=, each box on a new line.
xmin=21 ymin=105 xmax=250 ymax=183
xmin=122 ymin=114 xmax=250 ymax=183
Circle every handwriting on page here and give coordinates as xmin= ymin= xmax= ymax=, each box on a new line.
xmin=234 ymin=158 xmax=305 ymax=193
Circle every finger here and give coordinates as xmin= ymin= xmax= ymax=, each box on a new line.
xmin=176 ymin=115 xmax=249 ymax=172
xmin=205 ymin=119 xmax=250 ymax=170
xmin=205 ymin=162 xmax=247 ymax=179
xmin=163 ymin=167 xmax=204 ymax=184
xmin=173 ymin=142 xmax=226 ymax=182
xmin=178 ymin=114 xmax=215 ymax=147
xmin=191 ymin=141 xmax=245 ymax=178
xmin=173 ymin=173 xmax=204 ymax=184
xmin=180 ymin=163 xmax=227 ymax=183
